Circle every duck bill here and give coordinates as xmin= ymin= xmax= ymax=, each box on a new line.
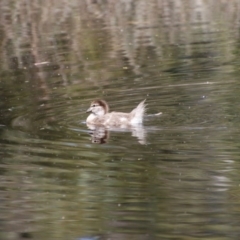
xmin=86 ymin=107 xmax=92 ymax=113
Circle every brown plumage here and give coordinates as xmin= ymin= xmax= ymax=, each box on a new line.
xmin=86 ymin=99 xmax=146 ymax=127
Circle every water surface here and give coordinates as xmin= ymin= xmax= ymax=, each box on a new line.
xmin=1 ymin=1 xmax=240 ymax=240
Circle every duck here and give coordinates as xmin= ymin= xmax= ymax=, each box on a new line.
xmin=86 ymin=99 xmax=146 ymax=127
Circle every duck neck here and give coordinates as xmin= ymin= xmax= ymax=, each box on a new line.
xmin=86 ymin=113 xmax=97 ymax=122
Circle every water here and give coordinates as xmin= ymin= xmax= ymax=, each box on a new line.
xmin=1 ymin=1 xmax=240 ymax=239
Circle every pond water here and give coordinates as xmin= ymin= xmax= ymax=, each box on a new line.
xmin=1 ymin=1 xmax=240 ymax=240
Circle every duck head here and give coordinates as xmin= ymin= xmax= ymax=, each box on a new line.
xmin=86 ymin=99 xmax=109 ymax=116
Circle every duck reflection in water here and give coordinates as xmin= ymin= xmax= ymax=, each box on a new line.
xmin=86 ymin=99 xmax=147 ymax=144
xmin=87 ymin=124 xmax=146 ymax=145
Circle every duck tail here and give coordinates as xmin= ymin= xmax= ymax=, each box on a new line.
xmin=130 ymin=99 xmax=146 ymax=124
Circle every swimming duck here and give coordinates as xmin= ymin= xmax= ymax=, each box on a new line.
xmin=86 ymin=99 xmax=146 ymax=127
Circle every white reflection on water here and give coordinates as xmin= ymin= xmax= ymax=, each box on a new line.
xmin=87 ymin=123 xmax=146 ymax=145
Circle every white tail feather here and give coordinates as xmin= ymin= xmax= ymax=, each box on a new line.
xmin=130 ymin=99 xmax=146 ymax=124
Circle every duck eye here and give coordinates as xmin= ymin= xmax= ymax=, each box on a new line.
xmin=92 ymin=104 xmax=96 ymax=107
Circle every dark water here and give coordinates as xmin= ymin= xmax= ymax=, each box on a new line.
xmin=1 ymin=1 xmax=240 ymax=240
